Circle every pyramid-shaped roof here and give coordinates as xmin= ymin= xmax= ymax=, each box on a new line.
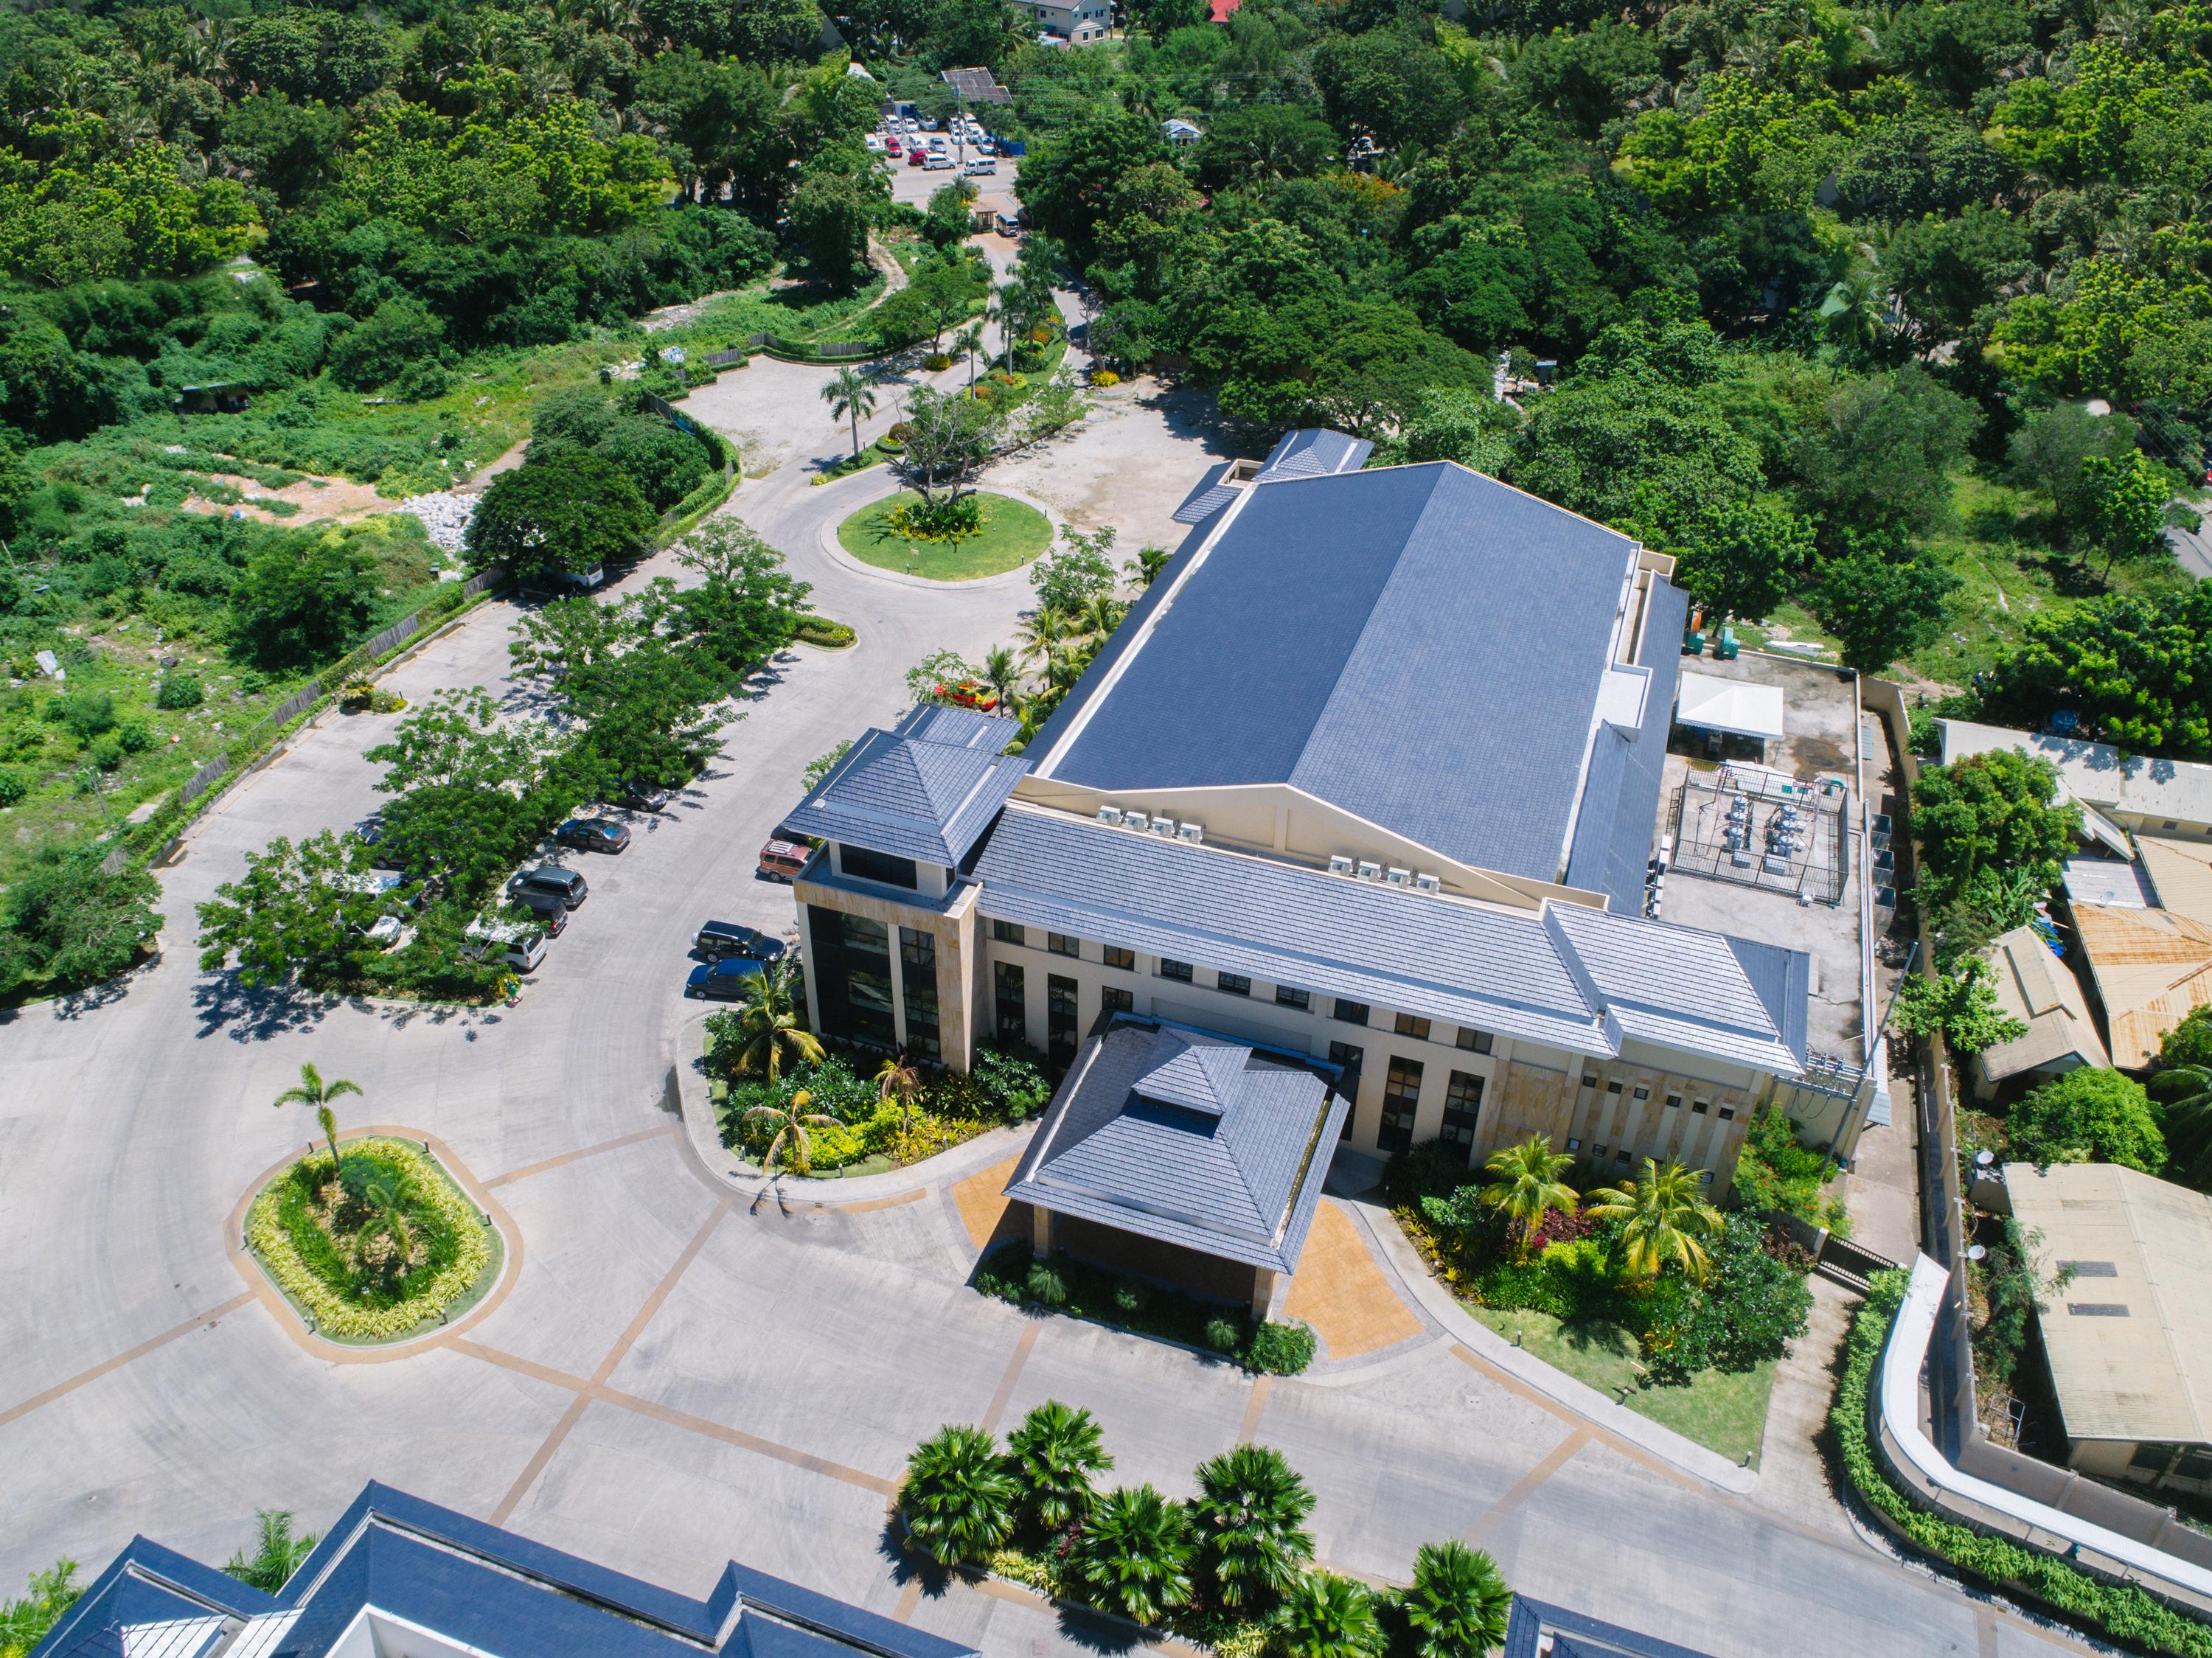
xmin=781 ymin=708 xmax=1028 ymax=867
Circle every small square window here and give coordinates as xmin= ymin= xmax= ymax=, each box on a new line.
xmin=992 ymin=920 xmax=1025 ymax=946
xmin=1456 ymin=1028 xmax=1492 ymax=1054
xmin=1614 ymin=1149 xmax=1632 ymax=1164
xmin=1565 ymin=1137 xmax=1581 ymax=1152
xmin=1581 ymin=1075 xmax=1598 ymax=1089
xmin=1592 ymin=1144 xmax=1607 ymax=1160
xmin=1632 ymin=1087 xmax=1650 ymax=1100
xmin=1606 ymin=1079 xmax=1623 ymax=1095
xmin=1394 ymin=1013 xmax=1431 ymax=1040
xmin=1718 ymin=1106 xmax=1736 ymax=1121
xmin=1159 ymin=958 xmax=1193 ymax=983
xmin=1697 ymin=1170 xmax=1714 ymax=1185
xmin=1691 ymin=1099 xmax=1710 ymax=1115
xmin=1217 ymin=972 xmax=1251 ymax=997
xmin=1103 ymin=945 xmax=1135 ymax=971
xmin=2166 ymin=821 xmax=2180 ymax=831
xmin=1048 ymin=932 xmax=1081 ymax=958
xmin=1276 ymin=985 xmax=1310 ymax=1011
xmin=1665 ymin=1093 xmax=1682 ymax=1110
xmin=1333 ymin=998 xmax=1370 ymax=1025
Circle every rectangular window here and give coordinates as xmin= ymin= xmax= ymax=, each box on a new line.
xmin=1665 ymin=1093 xmax=1683 ymax=1110
xmin=1102 ymin=986 xmax=1133 ymax=1015
xmin=815 ymin=910 xmax=894 ymax=1051
xmin=900 ymin=927 xmax=939 ymax=1062
xmin=1592 ymin=1143 xmax=1607 ymax=1162
xmin=993 ymin=919 xmax=1026 ymax=946
xmin=1605 ymin=1079 xmax=1624 ymax=1095
xmin=1328 ymin=1039 xmax=1365 ymax=1074
xmin=1276 ymin=985 xmax=1310 ymax=1011
xmin=1691 ymin=1099 xmax=1710 ymax=1115
xmin=1379 ymin=1056 xmax=1424 ymax=1154
xmin=1718 ymin=1106 xmax=1736 ymax=1122
xmin=1048 ymin=932 xmax=1081 ymax=958
xmin=1613 ymin=1149 xmax=1632 ymax=1165
xmin=1048 ymin=974 xmax=1079 ymax=1070
xmin=1440 ymin=1070 xmax=1484 ymax=1152
xmin=1329 ymin=1040 xmax=1364 ymax=1141
xmin=1456 ymin=1028 xmax=1492 ymax=1054
xmin=841 ymin=912 xmax=889 ymax=952
xmin=1103 ymin=944 xmax=1135 ymax=971
xmin=1333 ymin=998 xmax=1370 ymax=1026
xmin=841 ymin=845 xmax=918 ymax=889
xmin=1395 ymin=1012 xmax=1431 ymax=1040
xmin=1159 ymin=958 xmax=1194 ymax=983
xmin=995 ymin=961 xmax=1026 ymax=1045
xmin=1217 ymin=972 xmax=1251 ymax=997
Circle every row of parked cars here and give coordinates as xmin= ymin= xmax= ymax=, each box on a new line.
xmin=681 ymin=835 xmax=809 ymax=997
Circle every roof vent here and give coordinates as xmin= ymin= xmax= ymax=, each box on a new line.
xmin=1096 ymin=806 xmax=1124 ymax=827
xmin=1385 ymin=867 xmax=1411 ymax=887
xmin=1150 ymin=815 xmax=1175 ymax=837
xmin=1356 ymin=860 xmax=1382 ymax=882
xmin=1413 ymin=872 xmax=1440 ymax=893
xmin=1328 ymin=854 xmax=1354 ymax=877
xmin=1176 ymin=821 xmax=1204 ymax=844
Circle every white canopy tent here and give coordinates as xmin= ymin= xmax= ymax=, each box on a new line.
xmin=1676 ymin=671 xmax=1786 ymax=742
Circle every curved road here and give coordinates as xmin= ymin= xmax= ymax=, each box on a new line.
xmin=0 ymin=316 xmax=2082 ymax=1658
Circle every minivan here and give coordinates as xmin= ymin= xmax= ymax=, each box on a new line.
xmin=464 ymin=918 xmax=547 ymax=972
xmin=509 ymin=865 xmax=588 ymax=908
xmin=757 ymin=838 xmax=810 ymax=882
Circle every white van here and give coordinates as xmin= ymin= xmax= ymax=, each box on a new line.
xmin=464 ymin=917 xmax=547 ymax=972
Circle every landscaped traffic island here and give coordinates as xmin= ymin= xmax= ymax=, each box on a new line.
xmin=246 ymin=1138 xmax=501 ymax=1343
xmin=836 ymin=490 xmax=1050 ymax=580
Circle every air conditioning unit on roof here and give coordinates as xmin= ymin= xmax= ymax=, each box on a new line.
xmin=1328 ymin=854 xmax=1354 ymax=877
xmin=1097 ymin=806 xmax=1124 ymax=826
xmin=1356 ymin=860 xmax=1382 ymax=882
xmin=1150 ymin=815 xmax=1175 ymax=837
xmin=1385 ymin=867 xmax=1411 ymax=887
xmin=1176 ymin=821 xmax=1204 ymax=844
xmin=1413 ymin=872 xmax=1440 ymax=893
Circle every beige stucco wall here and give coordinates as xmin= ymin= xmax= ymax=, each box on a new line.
xmin=793 ymin=871 xmax=981 ymax=1068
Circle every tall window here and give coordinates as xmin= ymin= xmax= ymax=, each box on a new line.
xmin=828 ymin=912 xmax=894 ymax=1051
xmin=1329 ymin=1040 xmax=1364 ymax=1141
xmin=1048 ymin=974 xmax=1079 ymax=1070
xmin=900 ymin=927 xmax=939 ymax=1062
xmin=1380 ymin=1056 xmax=1424 ymax=1154
xmin=1440 ymin=1070 xmax=1484 ymax=1154
xmin=995 ymin=961 xmax=1026 ymax=1045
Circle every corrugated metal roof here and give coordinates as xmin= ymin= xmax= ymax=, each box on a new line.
xmin=2137 ymin=836 xmax=2212 ymax=923
xmin=2070 ymin=901 xmax=2212 ymax=1068
xmin=1043 ymin=462 xmax=1639 ymax=881
xmin=781 ymin=728 xmax=1028 ymax=866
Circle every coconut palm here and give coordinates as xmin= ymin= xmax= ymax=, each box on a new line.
xmin=2147 ymin=1065 xmax=2212 ymax=1187
xmin=1477 ymin=1135 xmax=1579 ymax=1256
xmin=1582 ymin=1157 xmax=1725 ymax=1283
xmin=1077 ymin=592 xmax=1126 ymax=640
xmin=222 ymin=1510 xmax=319 ymax=1594
xmin=350 ymin=1172 xmax=418 ymax=1286
xmin=954 ymin=321 xmax=986 ymax=386
xmin=1125 ymin=544 xmax=1171 ymax=587
xmin=980 ymin=645 xmax=1021 ymax=709
xmin=725 ymin=961 xmax=824 ymax=1083
xmin=1004 ymin=1399 xmax=1113 ymax=1530
xmin=1015 ymin=605 xmax=1075 ymax=665
xmin=1077 ymin=1485 xmax=1194 ymax=1626
xmin=1274 ymin=1570 xmax=1382 ymax=1658
xmin=900 ymin=1424 xmax=1018 ymax=1564
xmin=742 ymin=1087 xmax=837 ymax=1177
xmin=875 ymin=1053 xmax=922 ymax=1138
xmin=1394 ymin=1541 xmax=1512 ymax=1658
xmin=273 ymin=1062 xmax=364 ymax=1191
xmin=1192 ymin=1444 xmax=1315 ymax=1610
xmin=821 ymin=366 xmax=877 ymax=460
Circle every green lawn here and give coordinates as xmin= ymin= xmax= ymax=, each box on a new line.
xmin=837 ymin=490 xmax=1051 ymax=580
xmin=1466 ymin=1303 xmax=1775 ymax=1467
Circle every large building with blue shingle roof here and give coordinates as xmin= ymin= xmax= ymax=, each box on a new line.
xmin=780 ymin=439 xmax=1827 ymax=1312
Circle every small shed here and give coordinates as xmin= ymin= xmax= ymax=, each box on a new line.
xmin=1675 ymin=669 xmax=1786 ymax=750
xmin=1970 ymin=926 xmax=2107 ymax=1098
xmin=1161 ymin=118 xmax=1204 ymax=146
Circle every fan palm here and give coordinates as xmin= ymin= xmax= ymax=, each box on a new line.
xmin=1394 ymin=1541 xmax=1512 ymax=1658
xmin=726 ymin=961 xmax=824 ymax=1083
xmin=2148 ymin=1065 xmax=2212 ymax=1188
xmin=222 ymin=1510 xmax=319 ymax=1594
xmin=1004 ymin=1399 xmax=1113 ymax=1530
xmin=273 ymin=1062 xmax=364 ymax=1191
xmin=875 ymin=1053 xmax=922 ymax=1138
xmin=1192 ymin=1444 xmax=1315 ymax=1610
xmin=1582 ymin=1158 xmax=1725 ymax=1283
xmin=1125 ymin=544 xmax=1171 ymax=587
xmin=1273 ymin=1570 xmax=1382 ymax=1658
xmin=900 ymin=1424 xmax=1018 ymax=1565
xmin=1077 ymin=1485 xmax=1194 ymax=1626
xmin=821 ymin=366 xmax=877 ymax=460
xmin=742 ymin=1087 xmax=837 ymax=1177
xmin=1477 ymin=1136 xmax=1579 ymax=1257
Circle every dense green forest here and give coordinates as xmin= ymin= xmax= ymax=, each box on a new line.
xmin=9 ymin=0 xmax=2212 ymax=994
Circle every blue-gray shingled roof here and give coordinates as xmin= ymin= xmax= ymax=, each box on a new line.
xmin=1040 ymin=461 xmax=1640 ymax=882
xmin=973 ymin=805 xmax=1805 ymax=1075
xmin=1004 ymin=1017 xmax=1349 ymax=1274
xmin=1256 ymin=427 xmax=1374 ymax=480
xmin=896 ymin=702 xmax=1020 ymax=752
xmin=1565 ymin=577 xmax=1688 ymax=912
xmin=781 ymin=717 xmax=1029 ymax=867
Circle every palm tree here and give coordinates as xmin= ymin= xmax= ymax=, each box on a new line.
xmin=1077 ymin=593 xmax=1125 ymax=640
xmin=2147 ymin=1066 xmax=2212 ymax=1187
xmin=1477 ymin=1135 xmax=1579 ymax=1257
xmin=1394 ymin=1541 xmax=1512 ymax=1658
xmin=1274 ymin=1570 xmax=1382 ymax=1658
xmin=726 ymin=961 xmax=824 ymax=1083
xmin=1124 ymin=544 xmax=1170 ymax=587
xmin=954 ymin=321 xmax=986 ymax=386
xmin=875 ymin=1053 xmax=922 ymax=1138
xmin=1582 ymin=1158 xmax=1725 ymax=1283
xmin=274 ymin=1062 xmax=364 ymax=1191
xmin=1015 ymin=605 xmax=1074 ymax=665
xmin=352 ymin=1173 xmax=418 ymax=1286
xmin=1192 ymin=1444 xmax=1315 ymax=1611
xmin=1077 ymin=1485 xmax=1194 ymax=1626
xmin=900 ymin=1424 xmax=1018 ymax=1564
xmin=222 ymin=1511 xmax=319 ymax=1593
xmin=980 ymin=645 xmax=1021 ymax=709
xmin=742 ymin=1087 xmax=837 ymax=1177
xmin=821 ymin=366 xmax=877 ymax=461
xmin=1004 ymin=1399 xmax=1113 ymax=1530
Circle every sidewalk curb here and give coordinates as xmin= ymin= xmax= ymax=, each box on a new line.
xmin=810 ymin=478 xmax=1060 ymax=591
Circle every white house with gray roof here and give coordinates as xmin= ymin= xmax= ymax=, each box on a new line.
xmin=780 ymin=433 xmax=1826 ymax=1303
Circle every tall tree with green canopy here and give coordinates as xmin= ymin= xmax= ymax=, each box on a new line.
xmin=1806 ymin=545 xmax=1961 ymax=673
xmin=1392 ymin=1541 xmax=1513 ymax=1658
xmin=1191 ymin=1444 xmax=1315 ymax=1611
xmin=1274 ymin=1570 xmax=1382 ymax=1658
xmin=1004 ymin=1399 xmax=1112 ymax=1530
xmin=1582 ymin=1158 xmax=1726 ymax=1283
xmin=2008 ymin=1069 xmax=2165 ymax=1173
xmin=1077 ymin=1485 xmax=1194 ymax=1626
xmin=465 ymin=450 xmax=655 ymax=587
xmin=1477 ymin=1136 xmax=1579 ymax=1256
xmin=1674 ymin=498 xmax=1816 ymax=624
xmin=1910 ymin=750 xmax=2080 ymax=916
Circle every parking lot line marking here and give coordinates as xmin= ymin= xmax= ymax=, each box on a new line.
xmin=490 ymin=1390 xmax=593 ymax=1528
xmin=1237 ymin=1376 xmax=1272 ymax=1445
xmin=484 ymin=1124 xmax=678 ymax=1190
xmin=0 ymin=1292 xmax=254 ymax=1431
xmin=1444 ymin=1342 xmax=1694 ymax=1490
xmin=979 ymin=1324 xmax=1039 ymax=1432
xmin=1462 ymin=1425 xmax=1593 ymax=1546
xmin=892 ymin=1580 xmax=924 ymax=1623
xmin=1978 ymin=1606 xmax=2000 ymax=1658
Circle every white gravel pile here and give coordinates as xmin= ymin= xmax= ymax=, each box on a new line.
xmin=397 ymin=490 xmax=477 ymax=554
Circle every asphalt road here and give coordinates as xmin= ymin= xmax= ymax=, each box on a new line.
xmin=0 ymin=263 xmax=2094 ymax=1658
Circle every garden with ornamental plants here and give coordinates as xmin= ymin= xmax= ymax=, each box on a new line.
xmin=898 ymin=1401 xmax=1514 ymax=1658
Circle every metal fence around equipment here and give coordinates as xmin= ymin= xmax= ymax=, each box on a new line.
xmin=177 ymin=566 xmax=505 ymax=808
xmin=744 ymin=332 xmax=877 ymax=360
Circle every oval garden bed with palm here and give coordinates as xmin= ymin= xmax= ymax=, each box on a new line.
xmin=245 ymin=1065 xmax=501 ymax=1344
xmin=836 ymin=490 xmax=1050 ymax=582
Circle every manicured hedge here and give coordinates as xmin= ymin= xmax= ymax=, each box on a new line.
xmin=1834 ymin=1272 xmax=2212 ymax=1657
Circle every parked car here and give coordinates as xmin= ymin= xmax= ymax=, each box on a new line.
xmin=615 ymin=779 xmax=673 ymax=813
xmin=864 ymin=134 xmax=886 ymax=151
xmin=965 ymin=157 xmax=997 ymax=175
xmin=925 ymin=153 xmax=954 ymax=171
xmin=686 ymin=957 xmax=767 ymax=1000
xmin=506 ymin=887 xmax=571 ymax=936
xmin=995 ymin=213 xmax=1023 ymax=238
xmin=757 ymin=838 xmax=810 ymax=882
xmin=908 ymin=150 xmax=927 ymax=167
xmin=509 ymin=865 xmax=588 ymax=908
xmin=556 ymin=818 xmax=630 ymax=854
xmin=693 ymin=921 xmax=787 ymax=963
xmin=464 ymin=918 xmax=548 ymax=972
xmin=361 ymin=914 xmax=405 ymax=950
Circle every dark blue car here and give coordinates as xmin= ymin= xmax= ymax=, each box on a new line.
xmin=686 ymin=957 xmax=765 ymax=1000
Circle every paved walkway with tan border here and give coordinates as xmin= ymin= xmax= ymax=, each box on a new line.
xmin=1284 ymin=1199 xmax=1426 ymax=1363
